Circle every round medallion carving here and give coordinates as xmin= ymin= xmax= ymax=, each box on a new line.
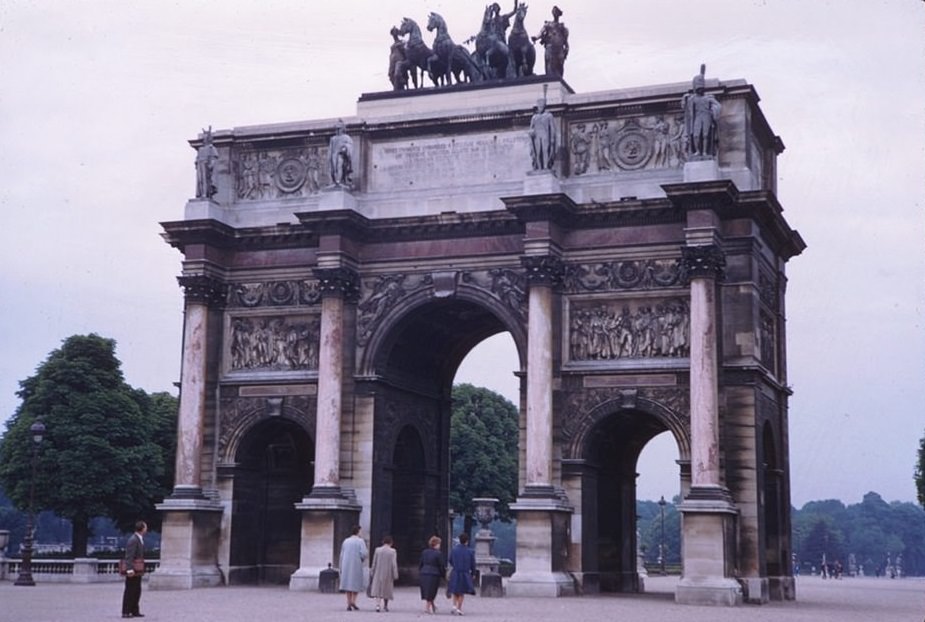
xmin=614 ymin=130 xmax=653 ymax=170
xmin=275 ymin=157 xmax=306 ymax=193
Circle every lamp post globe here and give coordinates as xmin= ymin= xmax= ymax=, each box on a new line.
xmin=13 ymin=419 xmax=45 ymax=587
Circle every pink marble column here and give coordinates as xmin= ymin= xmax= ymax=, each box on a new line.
xmin=526 ymin=283 xmax=553 ymax=487
xmin=682 ymin=245 xmax=725 ymax=488
xmin=521 ymin=255 xmax=563 ymax=490
xmin=310 ymin=267 xmax=358 ymax=493
xmin=173 ymin=275 xmax=225 ymax=496
xmin=313 ymin=293 xmax=345 ymax=489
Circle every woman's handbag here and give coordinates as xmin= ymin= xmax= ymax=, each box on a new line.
xmin=119 ymin=559 xmax=146 ymax=576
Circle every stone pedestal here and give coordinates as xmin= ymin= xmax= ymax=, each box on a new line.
xmin=150 ymin=499 xmax=224 ymax=590
xmin=506 ymin=492 xmax=575 ymax=597
xmin=523 ymin=170 xmax=561 ymax=195
xmin=683 ymin=159 xmax=720 ymax=183
xmin=72 ymin=558 xmax=99 ymax=583
xmin=319 ymin=186 xmax=358 ymax=211
xmin=289 ymin=494 xmax=361 ymax=591
xmin=674 ymin=488 xmax=742 ymax=606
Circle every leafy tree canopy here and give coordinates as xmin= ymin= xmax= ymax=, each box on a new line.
xmin=449 ymin=384 xmax=519 ymax=522
xmin=0 ymin=334 xmax=177 ymax=555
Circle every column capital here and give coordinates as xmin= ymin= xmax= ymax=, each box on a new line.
xmin=521 ymin=255 xmax=565 ymax=287
xmin=681 ymin=245 xmax=726 ymax=282
xmin=177 ymin=275 xmax=227 ymax=307
xmin=313 ymin=267 xmax=360 ymax=302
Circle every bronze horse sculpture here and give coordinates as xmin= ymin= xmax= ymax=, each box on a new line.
xmin=398 ymin=17 xmax=436 ymax=88
xmin=468 ymin=2 xmax=515 ymax=80
xmin=508 ymin=3 xmax=535 ymax=77
xmin=426 ymin=12 xmax=484 ymax=86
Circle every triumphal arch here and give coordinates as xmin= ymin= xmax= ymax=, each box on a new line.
xmin=154 ymin=28 xmax=803 ymax=604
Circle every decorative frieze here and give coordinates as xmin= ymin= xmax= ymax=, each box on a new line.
xmin=178 ymin=275 xmax=227 ymax=307
xmin=562 ymin=258 xmax=681 ymax=293
xmin=233 ymin=143 xmax=328 ymax=201
xmin=680 ymin=245 xmax=726 ymax=282
xmin=226 ymin=280 xmax=322 ymax=309
xmin=568 ymin=297 xmax=689 ymax=361
xmin=758 ymin=269 xmax=778 ymax=308
xmin=229 ymin=315 xmax=321 ymax=371
xmin=568 ymin=115 xmax=686 ymax=177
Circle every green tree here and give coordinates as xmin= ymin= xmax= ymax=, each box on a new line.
xmin=449 ymin=384 xmax=519 ymax=533
xmin=0 ymin=334 xmax=174 ymax=556
xmin=916 ymin=430 xmax=925 ymax=509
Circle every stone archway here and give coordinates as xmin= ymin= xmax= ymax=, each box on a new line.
xmin=229 ymin=418 xmax=314 ymax=585
xmin=568 ymin=396 xmax=687 ymax=593
xmin=362 ymin=293 xmax=524 ymax=582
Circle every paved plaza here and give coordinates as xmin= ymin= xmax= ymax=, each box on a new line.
xmin=1 ymin=576 xmax=923 ymax=622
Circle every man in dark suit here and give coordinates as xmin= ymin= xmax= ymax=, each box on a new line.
xmin=121 ymin=520 xmax=147 ymax=618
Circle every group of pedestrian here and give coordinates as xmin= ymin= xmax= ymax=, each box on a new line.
xmin=117 ymin=519 xmax=478 ymax=617
xmin=339 ymin=525 xmax=477 ymax=615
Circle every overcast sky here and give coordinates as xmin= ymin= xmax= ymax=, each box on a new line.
xmin=1 ymin=1 xmax=923 ymax=508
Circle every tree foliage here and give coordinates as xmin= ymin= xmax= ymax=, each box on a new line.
xmin=916 ymin=430 xmax=925 ymax=509
xmin=791 ymin=492 xmax=925 ymax=576
xmin=449 ymin=384 xmax=519 ymax=523
xmin=0 ymin=334 xmax=177 ymax=555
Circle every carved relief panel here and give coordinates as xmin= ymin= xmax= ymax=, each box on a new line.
xmin=233 ymin=142 xmax=329 ymax=201
xmin=225 ymin=313 xmax=321 ymax=374
xmin=567 ymin=297 xmax=690 ymax=362
xmin=568 ymin=115 xmax=686 ymax=176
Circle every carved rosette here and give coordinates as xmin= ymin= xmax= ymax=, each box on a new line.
xmin=313 ymin=267 xmax=360 ymax=302
xmin=562 ymin=258 xmax=682 ymax=293
xmin=178 ymin=275 xmax=227 ymax=307
xmin=560 ymin=385 xmax=690 ymax=460
xmin=680 ymin=245 xmax=726 ymax=282
xmin=521 ymin=255 xmax=565 ymax=287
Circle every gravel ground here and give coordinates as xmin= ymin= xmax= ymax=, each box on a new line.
xmin=1 ymin=575 xmax=923 ymax=622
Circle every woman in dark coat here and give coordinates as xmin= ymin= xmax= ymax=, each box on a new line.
xmin=419 ymin=535 xmax=445 ymax=614
xmin=447 ymin=532 xmax=477 ymax=615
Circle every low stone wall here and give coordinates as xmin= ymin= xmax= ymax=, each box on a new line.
xmin=0 ymin=558 xmax=159 ymax=583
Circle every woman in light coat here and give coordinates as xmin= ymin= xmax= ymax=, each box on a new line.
xmin=339 ymin=525 xmax=369 ymax=611
xmin=368 ymin=535 xmax=399 ymax=612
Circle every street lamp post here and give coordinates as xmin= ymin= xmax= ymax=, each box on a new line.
xmin=14 ymin=419 xmax=45 ymax=587
xmin=658 ymin=495 xmax=667 ymax=576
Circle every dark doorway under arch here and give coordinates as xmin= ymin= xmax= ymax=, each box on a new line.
xmin=229 ymin=418 xmax=314 ymax=585
xmin=367 ymin=296 xmax=521 ymax=583
xmin=585 ymin=408 xmax=670 ymax=592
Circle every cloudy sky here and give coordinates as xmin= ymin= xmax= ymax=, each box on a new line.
xmin=1 ymin=0 xmax=922 ymax=507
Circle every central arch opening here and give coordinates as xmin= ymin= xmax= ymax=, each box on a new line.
xmin=366 ymin=295 xmax=522 ymax=582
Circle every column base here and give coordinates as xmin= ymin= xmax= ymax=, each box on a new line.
xmin=740 ymin=576 xmax=769 ymax=604
xmin=505 ymin=571 xmax=576 ymax=597
xmin=675 ymin=485 xmax=741 ymax=606
xmin=508 ymin=488 xmax=575 ymax=597
xmin=290 ymin=490 xmax=361 ymax=591
xmin=675 ymin=577 xmax=743 ymax=606
xmin=150 ymin=498 xmax=224 ymax=590
xmin=769 ymin=575 xmax=796 ymax=601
